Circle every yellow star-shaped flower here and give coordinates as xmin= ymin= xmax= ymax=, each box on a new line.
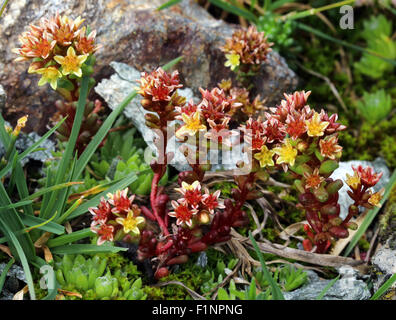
xmin=12 ymin=115 xmax=28 ymax=136
xmin=305 ymin=112 xmax=329 ymax=137
xmin=273 ymin=139 xmax=298 ymax=167
xmin=54 ymin=46 xmax=88 ymax=77
xmin=36 ymin=66 xmax=62 ymax=90
xmin=224 ymin=53 xmax=240 ymax=71
xmin=254 ymin=145 xmax=275 ymax=168
xmin=345 ymin=171 xmax=361 ymax=190
xmin=115 ymin=210 xmax=145 ymax=236
xmin=176 ymin=111 xmax=206 ymax=139
xmin=368 ymin=188 xmax=384 ymax=207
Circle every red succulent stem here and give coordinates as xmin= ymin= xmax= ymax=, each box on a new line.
xmin=235 ymin=172 xmax=256 ymax=212
xmin=150 ymin=168 xmax=170 ymax=236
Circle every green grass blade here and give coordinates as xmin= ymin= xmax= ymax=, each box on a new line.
xmin=25 ymin=181 xmax=83 ymax=201
xmin=371 ymin=273 xmax=396 ymax=300
xmin=0 ymin=0 xmax=9 ymax=17
xmin=67 ymin=170 xmax=146 ymax=220
xmin=42 ymin=76 xmax=89 ymax=219
xmin=281 ymin=0 xmax=355 ymax=21
xmin=0 ymin=219 xmax=36 ymax=299
xmin=208 ymin=0 xmax=258 ymax=23
xmin=269 ymin=0 xmax=295 ymax=11
xmin=47 ymin=228 xmax=93 ymax=248
xmin=50 ymin=244 xmax=128 ymax=255
xmin=316 ymin=275 xmax=340 ymax=300
xmin=157 ymin=0 xmax=182 ymax=10
xmin=0 ymin=113 xmax=11 ymax=148
xmin=0 ymin=258 xmax=15 ymax=295
xmin=344 ymin=170 xmax=396 ymax=257
xmin=0 ymin=185 xmax=35 ymax=261
xmin=31 ymin=256 xmax=60 ymax=300
xmin=0 ymin=200 xmax=33 ymax=210
xmin=20 ymin=213 xmax=65 ymax=235
xmin=296 ymin=22 xmax=396 ymax=67
xmin=248 ymin=231 xmax=285 ymax=300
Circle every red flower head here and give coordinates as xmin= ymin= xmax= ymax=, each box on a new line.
xmin=45 ymin=13 xmax=85 ymax=46
xmin=137 ymin=68 xmax=182 ymax=102
xmin=13 ymin=26 xmax=56 ymax=61
xmin=74 ymin=27 xmax=101 ymax=55
xmin=107 ymin=188 xmax=135 ymax=214
xmin=202 ymin=189 xmax=225 ymax=214
xmin=264 ymin=117 xmax=286 ymax=143
xmin=320 ymin=112 xmax=347 ymax=134
xmin=176 ymin=99 xmax=198 ymax=119
xmin=199 ymin=87 xmax=240 ymax=122
xmin=91 ymin=223 xmax=114 ymax=245
xmin=175 ymin=181 xmax=203 ymax=209
xmin=241 ymin=116 xmax=265 ymax=136
xmin=283 ymin=91 xmax=311 ymax=110
xmin=169 ymin=200 xmax=198 ymax=227
xmin=319 ymin=136 xmax=342 ymax=160
xmin=285 ymin=113 xmax=307 ymax=140
xmin=89 ymin=197 xmax=111 ymax=223
xmin=352 ymin=165 xmax=383 ymax=188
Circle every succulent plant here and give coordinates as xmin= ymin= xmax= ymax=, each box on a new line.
xmin=257 ymin=12 xmax=295 ymax=51
xmin=354 ymin=15 xmax=396 ymax=79
xmin=356 ymin=89 xmax=392 ymax=124
xmin=89 ymin=118 xmax=167 ymax=195
xmin=51 ymin=98 xmax=104 ymax=156
xmin=54 ymin=254 xmax=147 ymax=300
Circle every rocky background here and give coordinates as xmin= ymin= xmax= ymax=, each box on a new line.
xmin=0 ymin=0 xmax=297 ymax=134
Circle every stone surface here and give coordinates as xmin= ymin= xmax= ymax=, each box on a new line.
xmin=331 ymin=158 xmax=391 ymax=220
xmin=95 ymin=62 xmax=247 ymax=172
xmin=0 ymin=0 xmax=297 ymax=135
xmin=0 ymin=85 xmax=5 ymax=111
xmin=283 ymin=266 xmax=371 ymax=300
xmin=372 ymin=235 xmax=396 ymax=293
xmin=0 ymin=129 xmax=55 ymax=167
xmin=0 ymin=263 xmax=26 ymax=300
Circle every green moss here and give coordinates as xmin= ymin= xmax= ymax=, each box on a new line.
xmin=212 ymin=181 xmax=237 ymax=198
xmin=340 ymin=114 xmax=396 ymax=168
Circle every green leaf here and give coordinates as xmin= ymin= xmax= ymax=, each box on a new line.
xmin=47 ymin=228 xmax=93 ymax=248
xmin=157 ymin=0 xmax=182 ymax=10
xmin=0 ymin=219 xmax=36 ymax=299
xmin=0 ymin=258 xmax=14 ymax=295
xmin=208 ymin=0 xmax=258 ymax=23
xmin=50 ymin=244 xmax=128 ymax=255
xmin=19 ymin=213 xmax=65 ymax=235
xmin=371 ymin=273 xmax=396 ymax=300
xmin=316 ymin=275 xmax=340 ymax=300
xmin=42 ymin=76 xmax=90 ymax=219
xmin=296 ymin=22 xmax=396 ymax=67
xmin=356 ymin=89 xmax=392 ymax=124
xmin=217 ymin=287 xmax=231 ymax=300
xmin=248 ymin=231 xmax=284 ymax=300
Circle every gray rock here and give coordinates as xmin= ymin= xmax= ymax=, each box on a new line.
xmin=0 ymin=130 xmax=55 ymax=167
xmin=372 ymin=235 xmax=396 ymax=293
xmin=0 ymin=0 xmax=297 ymax=135
xmin=0 ymin=85 xmax=5 ymax=111
xmin=0 ymin=263 xmax=26 ymax=300
xmin=330 ymin=158 xmax=390 ymax=220
xmin=95 ymin=62 xmax=247 ymax=172
xmin=0 ymin=263 xmax=26 ymax=283
xmin=196 ymin=252 xmax=208 ymax=268
xmin=283 ymin=266 xmax=371 ymax=300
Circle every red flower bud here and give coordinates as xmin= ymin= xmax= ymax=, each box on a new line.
xmin=155 ymin=267 xmax=170 ymax=280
